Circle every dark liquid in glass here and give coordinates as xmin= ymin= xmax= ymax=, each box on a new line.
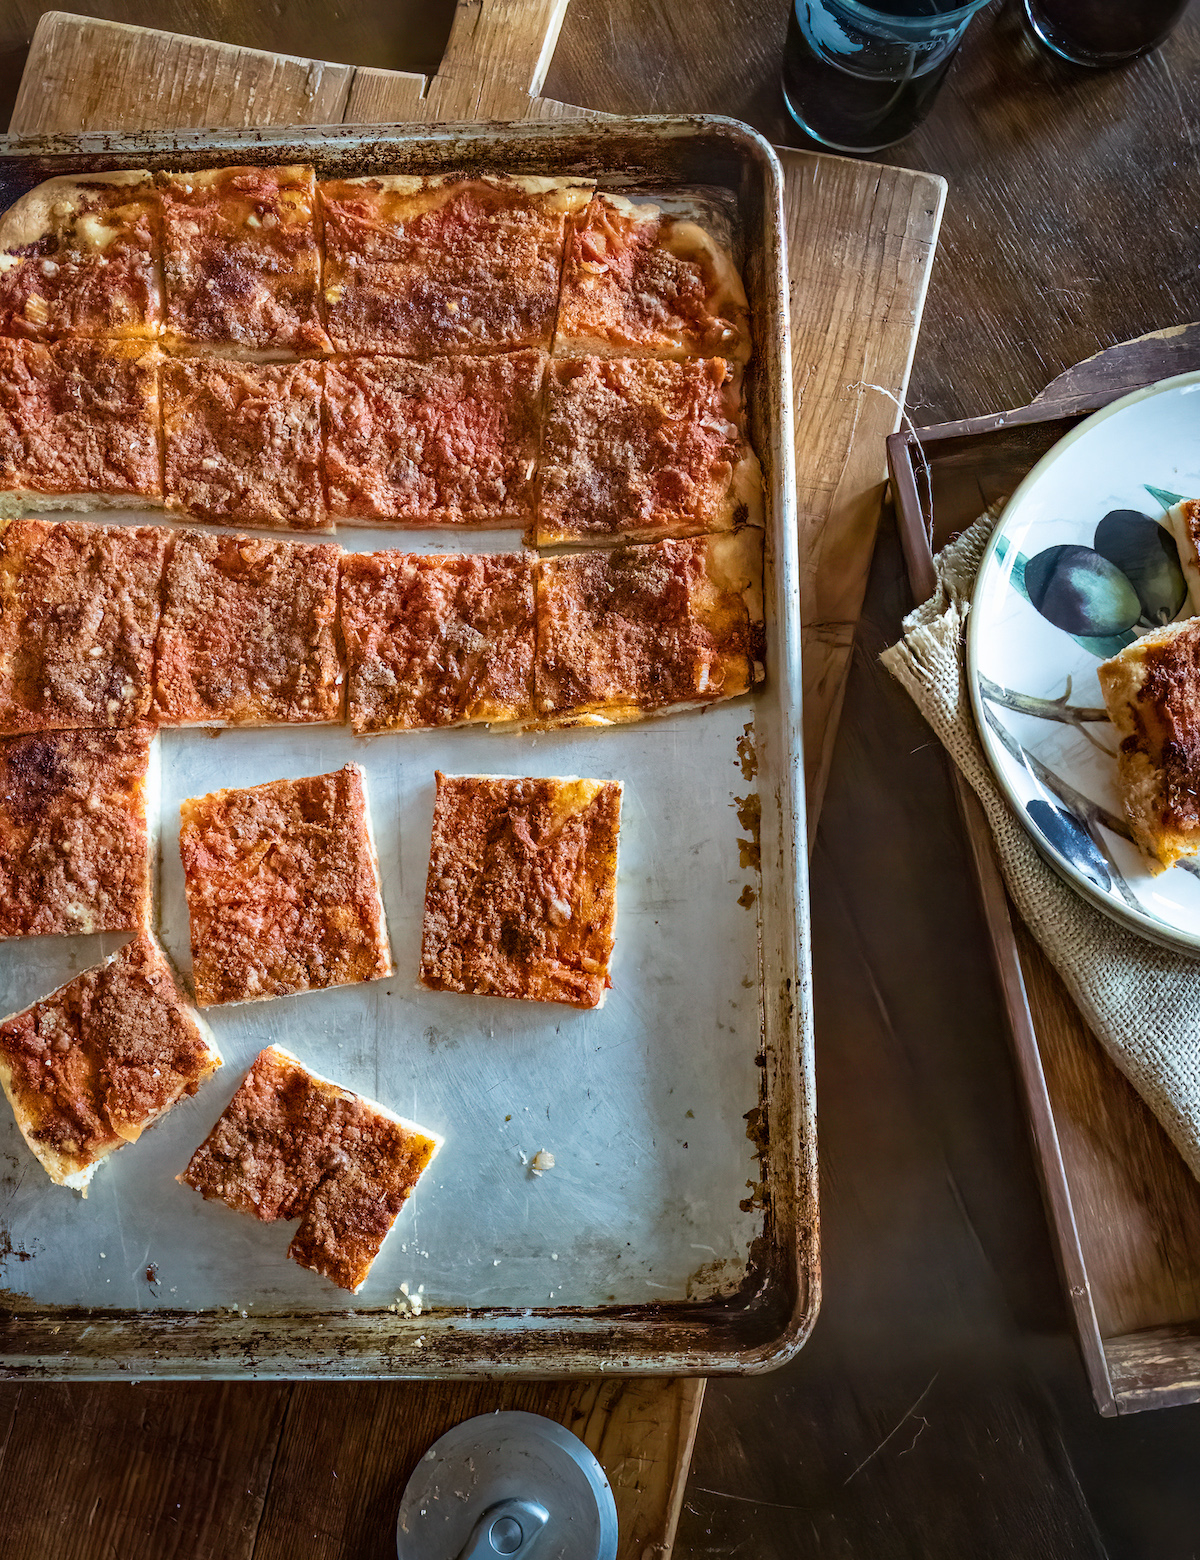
xmin=1026 ymin=0 xmax=1190 ymax=63
xmin=781 ymin=4 xmax=959 ymax=154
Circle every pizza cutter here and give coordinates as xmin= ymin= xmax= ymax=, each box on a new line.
xmin=396 ymin=1410 xmax=619 ymax=1560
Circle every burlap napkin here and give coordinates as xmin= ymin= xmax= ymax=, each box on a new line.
xmin=881 ymin=515 xmax=1200 ymax=1183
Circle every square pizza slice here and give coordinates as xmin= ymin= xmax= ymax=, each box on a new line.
xmin=179 ymin=763 xmax=392 ymax=1007
xmin=158 ymin=165 xmax=330 ymax=356
xmin=152 ymin=530 xmax=342 ymax=727
xmin=555 ymin=192 xmax=750 ymax=363
xmin=340 ymin=549 xmax=535 ymax=732
xmin=533 ymin=530 xmax=765 ymax=726
xmin=0 ymin=931 xmax=221 ymax=1192
xmin=0 ymin=171 xmax=161 ymax=342
xmin=534 ymin=355 xmax=764 ymax=546
xmin=163 ymin=357 xmax=327 ymax=531
xmin=420 ymin=771 xmax=622 ymax=1010
xmin=0 ymin=339 xmax=163 ymax=514
xmin=0 ymin=723 xmax=157 ymax=937
xmin=1099 ymin=618 xmax=1200 ymax=872
xmin=324 ymin=350 xmax=544 ymax=525
xmin=180 ymin=1044 xmax=441 ymax=1293
xmin=320 ymin=173 xmax=593 ymax=356
xmin=0 ymin=518 xmax=172 ymax=734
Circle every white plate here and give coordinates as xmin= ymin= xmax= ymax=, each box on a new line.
xmin=968 ymin=371 xmax=1200 ymax=957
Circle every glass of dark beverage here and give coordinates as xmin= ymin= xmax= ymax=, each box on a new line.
xmin=1024 ymin=0 xmax=1191 ymax=65
xmin=781 ymin=0 xmax=992 ymax=154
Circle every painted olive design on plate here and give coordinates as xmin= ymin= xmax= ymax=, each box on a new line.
xmin=1026 ymin=799 xmax=1112 ymax=891
xmin=1093 ymin=509 xmax=1186 ymax=624
xmin=1023 ymin=544 xmax=1141 ymax=638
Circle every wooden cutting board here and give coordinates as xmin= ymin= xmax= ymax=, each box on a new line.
xmin=0 ymin=8 xmax=943 ymax=1556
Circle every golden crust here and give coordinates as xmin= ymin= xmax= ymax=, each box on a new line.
xmin=535 ymin=355 xmax=761 ymax=545
xmin=0 ymin=931 xmax=221 ymax=1189
xmin=180 ymin=1044 xmax=441 ymax=1293
xmin=340 ymin=550 xmax=535 ymax=732
xmin=0 ymin=172 xmax=161 ymax=343
xmin=325 ymin=350 xmax=544 ymax=524
xmin=179 ymin=764 xmax=392 ymax=1007
xmin=533 ymin=531 xmax=764 ymax=726
xmin=152 ymin=530 xmax=342 ymax=726
xmin=1099 ymin=618 xmax=1200 ymax=871
xmin=0 ymin=339 xmax=163 ymax=507
xmin=420 ymin=772 xmax=622 ymax=1010
xmin=0 ymin=518 xmax=172 ymax=734
xmin=158 ymin=165 xmax=330 ymax=356
xmin=1166 ymin=500 xmax=1200 ymax=611
xmin=162 ymin=357 xmax=328 ymax=531
xmin=555 ymin=193 xmax=750 ymax=362
xmin=0 ymin=723 xmax=155 ymax=937
xmin=320 ymin=174 xmax=592 ymax=356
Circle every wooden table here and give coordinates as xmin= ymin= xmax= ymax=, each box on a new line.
xmin=0 ymin=1 xmax=1198 ymax=1555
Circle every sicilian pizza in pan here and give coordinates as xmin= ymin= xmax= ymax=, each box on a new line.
xmin=0 ymin=163 xmax=765 ymax=1295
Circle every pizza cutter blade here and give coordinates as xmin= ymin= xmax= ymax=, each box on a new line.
xmin=396 ymin=1410 xmax=619 ymax=1560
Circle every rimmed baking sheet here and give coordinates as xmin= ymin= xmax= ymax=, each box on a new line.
xmin=0 ymin=117 xmax=815 ymax=1378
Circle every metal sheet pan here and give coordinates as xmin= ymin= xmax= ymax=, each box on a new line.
xmin=0 ymin=117 xmax=815 ymax=1378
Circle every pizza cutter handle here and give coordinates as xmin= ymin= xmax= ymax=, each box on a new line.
xmin=455 ymin=1498 xmax=550 ymax=1560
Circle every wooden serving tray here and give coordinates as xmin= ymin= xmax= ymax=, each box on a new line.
xmin=887 ymin=322 xmax=1200 ymax=1416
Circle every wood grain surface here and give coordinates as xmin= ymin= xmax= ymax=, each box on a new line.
xmin=251 ymin=1379 xmax=703 ymax=1560
xmin=783 ymin=150 xmax=943 ymax=827
xmin=0 ymin=1382 xmax=291 ymax=1559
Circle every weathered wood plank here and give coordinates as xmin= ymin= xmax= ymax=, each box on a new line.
xmin=251 ymin=1378 xmax=704 ymax=1560
xmin=0 ymin=1381 xmax=290 ymax=1560
xmin=9 ymin=13 xmax=355 ymax=133
xmin=422 ymin=0 xmax=573 ymax=119
xmin=780 ymin=147 xmax=945 ymax=832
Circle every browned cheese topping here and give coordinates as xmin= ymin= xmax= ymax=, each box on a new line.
xmin=420 ymin=772 xmax=622 ymax=1010
xmin=181 ymin=1045 xmax=439 ymax=1292
xmin=534 ymin=536 xmax=761 ymax=722
xmin=0 ymin=174 xmax=161 ymax=342
xmin=325 ymin=350 xmax=544 ymax=524
xmin=537 ymin=356 xmax=747 ymax=544
xmin=0 ymin=723 xmax=154 ymax=936
xmin=153 ymin=530 xmax=341 ymax=726
xmin=340 ymin=550 xmax=535 ymax=732
xmin=0 ymin=339 xmax=162 ymax=498
xmin=1111 ymin=618 xmax=1200 ymax=836
xmin=556 ymin=194 xmax=749 ymax=360
xmin=163 ymin=358 xmax=327 ymax=530
xmin=320 ymin=175 xmax=589 ymax=356
xmin=0 ymin=931 xmax=219 ymax=1183
xmin=0 ymin=518 xmax=172 ymax=734
xmin=159 ymin=165 xmax=329 ymax=354
xmin=179 ymin=764 xmax=392 ymax=1007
